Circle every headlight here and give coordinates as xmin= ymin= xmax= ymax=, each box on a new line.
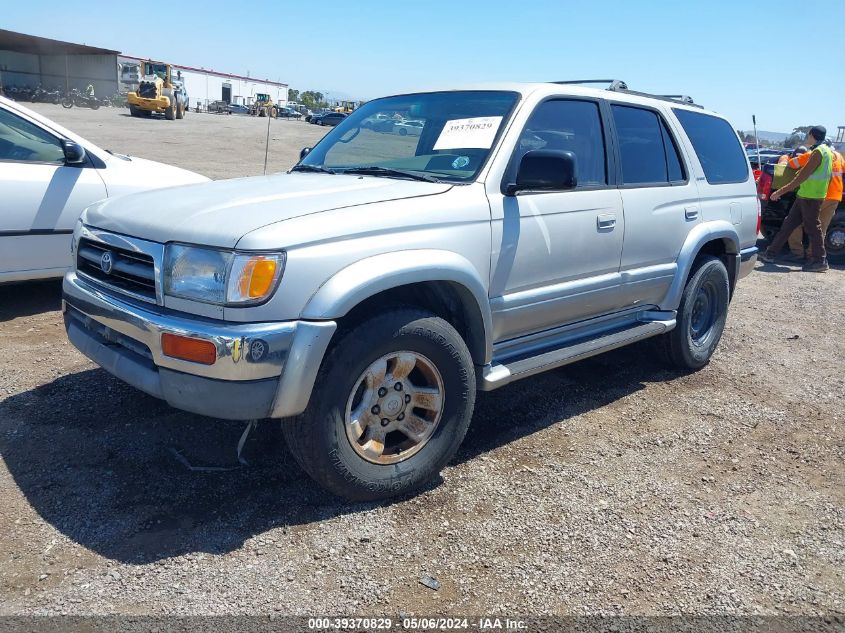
xmin=164 ymin=244 xmax=284 ymax=306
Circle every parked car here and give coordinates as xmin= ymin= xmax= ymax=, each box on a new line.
xmin=0 ymin=96 xmax=208 ymax=283
xmin=207 ymin=100 xmax=232 ymax=114
xmin=315 ymin=112 xmax=347 ymax=126
xmin=62 ymin=82 xmax=758 ymax=501
xmin=228 ymin=103 xmax=250 ymax=114
xmin=394 ymin=119 xmax=424 ymax=136
xmin=361 ymin=113 xmax=396 ymax=132
xmin=277 ymin=108 xmax=302 ymax=118
xmin=305 ymin=110 xmax=329 ymax=123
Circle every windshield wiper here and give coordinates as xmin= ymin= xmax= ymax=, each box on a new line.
xmin=290 ymin=164 xmax=336 ymax=174
xmin=340 ymin=166 xmax=442 ymax=183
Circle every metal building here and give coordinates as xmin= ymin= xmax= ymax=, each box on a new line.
xmin=0 ymin=29 xmax=119 ymax=95
xmin=119 ymin=55 xmax=287 ymax=110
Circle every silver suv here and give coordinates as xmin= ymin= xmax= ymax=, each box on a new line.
xmin=63 ymin=80 xmax=759 ymax=500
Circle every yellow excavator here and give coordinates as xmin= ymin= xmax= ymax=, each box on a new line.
xmin=250 ymin=94 xmax=277 ymax=118
xmin=127 ymin=61 xmax=188 ymax=120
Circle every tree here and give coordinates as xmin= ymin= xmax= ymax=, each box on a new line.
xmin=783 ymin=126 xmax=812 ymax=149
xmin=288 ymin=88 xmax=300 ymax=102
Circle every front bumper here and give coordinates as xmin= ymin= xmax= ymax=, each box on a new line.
xmin=63 ymin=271 xmax=336 ymax=420
xmin=127 ymin=94 xmax=170 ymax=111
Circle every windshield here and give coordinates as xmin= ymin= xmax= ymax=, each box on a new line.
xmin=298 ymin=90 xmax=520 ymax=182
xmin=144 ymin=63 xmax=167 ymax=80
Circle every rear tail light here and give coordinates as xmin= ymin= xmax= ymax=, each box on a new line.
xmin=757 ymin=171 xmax=773 ymax=201
xmin=756 ymin=198 xmax=762 ymax=236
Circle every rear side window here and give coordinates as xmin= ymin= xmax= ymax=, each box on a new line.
xmin=611 ymin=105 xmax=686 ymax=185
xmin=673 ymin=109 xmax=750 ymax=184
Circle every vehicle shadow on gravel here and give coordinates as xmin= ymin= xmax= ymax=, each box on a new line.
xmin=0 ymin=280 xmax=63 ymax=322
xmin=0 ymin=343 xmax=671 ymax=564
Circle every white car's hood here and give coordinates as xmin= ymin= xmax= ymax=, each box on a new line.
xmin=99 ymin=154 xmax=209 ymax=197
xmin=84 ymin=172 xmax=452 ymax=248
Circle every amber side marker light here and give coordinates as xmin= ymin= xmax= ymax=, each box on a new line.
xmin=161 ymin=333 xmax=217 ymax=365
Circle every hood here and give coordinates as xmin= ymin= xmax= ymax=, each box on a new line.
xmin=84 ymin=172 xmax=452 ymax=247
xmin=99 ymin=154 xmax=209 ymax=197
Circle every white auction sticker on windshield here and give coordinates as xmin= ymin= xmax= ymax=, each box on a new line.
xmin=433 ymin=116 xmax=503 ymax=150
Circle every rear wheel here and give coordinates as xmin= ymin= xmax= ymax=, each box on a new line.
xmin=825 ymin=210 xmax=845 ymax=265
xmin=282 ymin=309 xmax=475 ymax=501
xmin=164 ymin=100 xmax=176 ymax=120
xmin=61 ymin=96 xmax=73 ymax=109
xmin=658 ymin=255 xmax=730 ymax=370
xmin=175 ymin=98 xmax=184 ymax=119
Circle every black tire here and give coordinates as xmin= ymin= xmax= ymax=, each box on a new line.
xmin=164 ymin=101 xmax=176 ymax=120
xmin=282 ymin=309 xmax=476 ymax=501
xmin=61 ymin=97 xmax=73 ymax=109
xmin=89 ymin=99 xmax=99 ymax=110
xmin=398 ymin=127 xmax=408 ymax=136
xmin=825 ymin=210 xmax=845 ymax=265
xmin=659 ymin=255 xmax=730 ymax=370
xmin=175 ymin=98 xmax=184 ymax=120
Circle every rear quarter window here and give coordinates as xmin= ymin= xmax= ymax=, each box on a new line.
xmin=673 ymin=109 xmax=750 ymax=184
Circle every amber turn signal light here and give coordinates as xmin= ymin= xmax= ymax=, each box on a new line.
xmin=161 ymin=333 xmax=217 ymax=365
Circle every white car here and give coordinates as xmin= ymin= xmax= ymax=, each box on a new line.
xmin=394 ymin=119 xmax=424 ymax=136
xmin=0 ymin=96 xmax=209 ymax=283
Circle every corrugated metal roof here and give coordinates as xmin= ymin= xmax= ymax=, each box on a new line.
xmin=120 ymin=55 xmax=287 ymax=87
xmin=0 ymin=29 xmax=120 ymax=56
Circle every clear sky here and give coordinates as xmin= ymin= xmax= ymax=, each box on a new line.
xmin=5 ymin=0 xmax=843 ymax=136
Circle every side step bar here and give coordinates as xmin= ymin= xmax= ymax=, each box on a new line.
xmin=479 ymin=318 xmax=675 ymax=391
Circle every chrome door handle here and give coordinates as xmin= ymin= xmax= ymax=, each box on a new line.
xmin=685 ymin=206 xmax=700 ymax=221
xmin=597 ymin=213 xmax=616 ymax=230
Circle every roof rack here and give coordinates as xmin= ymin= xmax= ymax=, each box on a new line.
xmin=553 ymin=79 xmax=629 ymax=91
xmin=550 ymin=79 xmax=703 ymax=108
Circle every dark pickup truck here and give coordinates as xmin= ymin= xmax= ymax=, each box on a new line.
xmin=757 ymin=160 xmax=845 ymax=264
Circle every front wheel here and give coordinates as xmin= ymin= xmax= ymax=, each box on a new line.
xmin=61 ymin=97 xmax=73 ymax=109
xmin=658 ymin=255 xmax=730 ymax=370
xmin=282 ymin=309 xmax=476 ymax=501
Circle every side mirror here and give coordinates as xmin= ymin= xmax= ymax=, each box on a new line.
xmin=62 ymin=140 xmax=87 ymax=165
xmin=506 ymin=149 xmax=577 ymax=195
xmin=300 ymin=147 xmax=312 ymax=160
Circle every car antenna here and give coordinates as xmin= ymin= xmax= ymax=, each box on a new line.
xmin=263 ymin=103 xmax=272 ymax=175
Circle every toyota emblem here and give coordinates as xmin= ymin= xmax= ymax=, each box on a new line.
xmin=100 ymin=251 xmax=114 ymax=274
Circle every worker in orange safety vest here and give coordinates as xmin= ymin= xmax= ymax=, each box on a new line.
xmin=783 ymin=140 xmax=844 ymax=262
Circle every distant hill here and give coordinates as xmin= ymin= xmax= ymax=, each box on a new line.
xmin=743 ymin=129 xmax=789 ymax=142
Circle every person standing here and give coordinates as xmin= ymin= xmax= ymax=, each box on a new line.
xmin=783 ymin=141 xmax=843 ymax=262
xmin=759 ymin=126 xmax=834 ymax=272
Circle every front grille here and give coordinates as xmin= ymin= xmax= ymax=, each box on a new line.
xmin=77 ymin=238 xmax=156 ymax=301
xmin=65 ymin=305 xmax=155 ymax=365
xmin=138 ymin=82 xmax=157 ymax=98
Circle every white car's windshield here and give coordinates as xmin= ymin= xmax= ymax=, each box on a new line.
xmin=297 ymin=91 xmax=520 ymax=182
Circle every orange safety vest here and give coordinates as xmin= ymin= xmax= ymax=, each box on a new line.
xmin=787 ymin=148 xmax=843 ymax=201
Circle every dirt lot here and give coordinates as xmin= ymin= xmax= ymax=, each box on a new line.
xmin=1 ymin=104 xmax=843 ymax=618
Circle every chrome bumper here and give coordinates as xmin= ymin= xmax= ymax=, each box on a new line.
xmin=738 ymin=246 xmax=758 ymax=280
xmin=62 ymin=271 xmax=336 ymax=419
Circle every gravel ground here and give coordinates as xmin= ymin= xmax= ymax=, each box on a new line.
xmin=0 ymin=104 xmax=843 ymax=619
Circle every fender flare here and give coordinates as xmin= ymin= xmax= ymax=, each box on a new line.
xmin=302 ymin=249 xmax=494 ymax=364
xmin=661 ymin=221 xmax=740 ymax=310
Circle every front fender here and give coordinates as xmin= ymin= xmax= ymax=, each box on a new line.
xmin=661 ymin=221 xmax=740 ymax=310
xmin=302 ymin=249 xmax=493 ymax=363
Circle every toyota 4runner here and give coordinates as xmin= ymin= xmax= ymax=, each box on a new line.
xmin=63 ymin=80 xmax=759 ymax=500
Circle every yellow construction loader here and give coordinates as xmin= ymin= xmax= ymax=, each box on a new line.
xmin=249 ymin=94 xmax=277 ymax=118
xmin=333 ymin=100 xmax=356 ymax=113
xmin=127 ymin=61 xmax=188 ymax=120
